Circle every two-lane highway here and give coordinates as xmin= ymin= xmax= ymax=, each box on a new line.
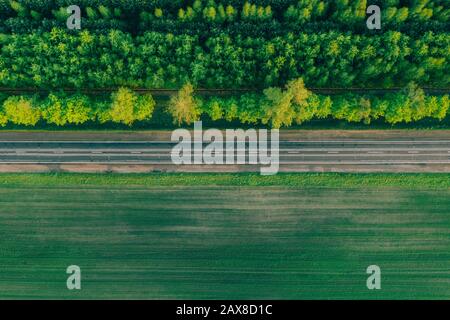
xmin=0 ymin=140 xmax=449 ymax=167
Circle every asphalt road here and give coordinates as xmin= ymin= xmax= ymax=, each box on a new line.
xmin=0 ymin=140 xmax=449 ymax=166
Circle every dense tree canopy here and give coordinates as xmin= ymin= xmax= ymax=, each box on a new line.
xmin=0 ymin=0 xmax=447 ymax=34
xmin=0 ymin=29 xmax=447 ymax=89
xmin=0 ymin=1 xmax=447 ymax=129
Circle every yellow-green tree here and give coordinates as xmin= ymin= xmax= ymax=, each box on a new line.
xmin=66 ymin=94 xmax=94 ymax=125
xmin=168 ymin=83 xmax=201 ymax=125
xmin=262 ymin=87 xmax=295 ymax=129
xmin=3 ymin=96 xmax=40 ymax=126
xmin=110 ymin=88 xmax=155 ymax=125
xmin=41 ymin=93 xmax=67 ymax=126
xmin=0 ymin=111 xmax=7 ymax=126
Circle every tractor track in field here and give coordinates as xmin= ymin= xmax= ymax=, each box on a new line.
xmin=0 ymin=87 xmax=449 ymax=96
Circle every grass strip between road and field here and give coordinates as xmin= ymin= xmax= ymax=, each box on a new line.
xmin=0 ymin=173 xmax=449 ymax=189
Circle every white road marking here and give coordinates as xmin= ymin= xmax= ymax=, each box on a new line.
xmin=2 ymin=147 xmax=450 ymax=153
xmin=1 ymin=161 xmax=450 ymax=165
xmin=0 ymin=152 xmax=448 ymax=158
xmin=1 ymin=140 xmax=450 ymax=144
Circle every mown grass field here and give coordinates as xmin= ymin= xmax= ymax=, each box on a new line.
xmin=0 ymin=173 xmax=449 ymax=299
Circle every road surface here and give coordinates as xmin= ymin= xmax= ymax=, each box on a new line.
xmin=0 ymin=139 xmax=449 ymax=173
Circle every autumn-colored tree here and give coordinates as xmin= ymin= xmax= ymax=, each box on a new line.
xmin=168 ymin=83 xmax=201 ymax=125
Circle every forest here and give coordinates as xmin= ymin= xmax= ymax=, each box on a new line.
xmin=0 ymin=29 xmax=448 ymax=89
xmin=0 ymin=0 xmax=447 ymax=34
xmin=0 ymin=0 xmax=447 ymax=128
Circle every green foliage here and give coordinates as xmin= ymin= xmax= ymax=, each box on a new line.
xmin=98 ymin=5 xmax=111 ymax=19
xmin=241 ymin=2 xmax=272 ymax=21
xmin=332 ymin=95 xmax=372 ymax=124
xmin=30 ymin=9 xmax=41 ymax=20
xmin=110 ymin=88 xmax=155 ymax=126
xmin=0 ymin=1 xmax=446 ymax=34
xmin=135 ymin=94 xmax=156 ymax=122
xmin=154 ymin=8 xmax=163 ymax=18
xmin=52 ymin=7 xmax=68 ymax=21
xmin=0 ymin=2 xmax=445 ymax=131
xmin=110 ymin=88 xmax=138 ymax=126
xmin=286 ymin=78 xmax=314 ymax=124
xmin=236 ymin=93 xmax=264 ymax=124
xmin=0 ymin=89 xmax=158 ymax=127
xmin=0 ymin=111 xmax=7 ymax=127
xmin=0 ymin=86 xmax=448 ymax=128
xmin=197 ymin=82 xmax=449 ymax=128
xmin=262 ymin=87 xmax=294 ymax=128
xmin=9 ymin=0 xmax=27 ymax=17
xmin=0 ymin=29 xmax=447 ymax=89
xmin=285 ymin=0 xmax=328 ymax=23
xmin=41 ymin=93 xmax=66 ymax=126
xmin=41 ymin=93 xmax=94 ymax=126
xmin=85 ymin=7 xmax=97 ymax=20
xmin=2 ymin=96 xmax=40 ymax=126
xmin=203 ymin=98 xmax=224 ymax=121
xmin=65 ymin=94 xmax=93 ymax=125
xmin=261 ymin=78 xmax=313 ymax=128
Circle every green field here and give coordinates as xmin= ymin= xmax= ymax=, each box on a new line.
xmin=0 ymin=173 xmax=449 ymax=299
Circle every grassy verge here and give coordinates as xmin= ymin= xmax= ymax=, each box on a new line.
xmin=1 ymin=118 xmax=450 ymax=130
xmin=1 ymin=173 xmax=449 ymax=189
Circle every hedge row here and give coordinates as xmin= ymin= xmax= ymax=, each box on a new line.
xmin=0 ymin=29 xmax=448 ymax=89
xmin=0 ymin=82 xmax=448 ymax=128
xmin=1 ymin=1 xmax=447 ymax=34
xmin=198 ymin=81 xmax=450 ymax=127
xmin=0 ymin=88 xmax=155 ymax=126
